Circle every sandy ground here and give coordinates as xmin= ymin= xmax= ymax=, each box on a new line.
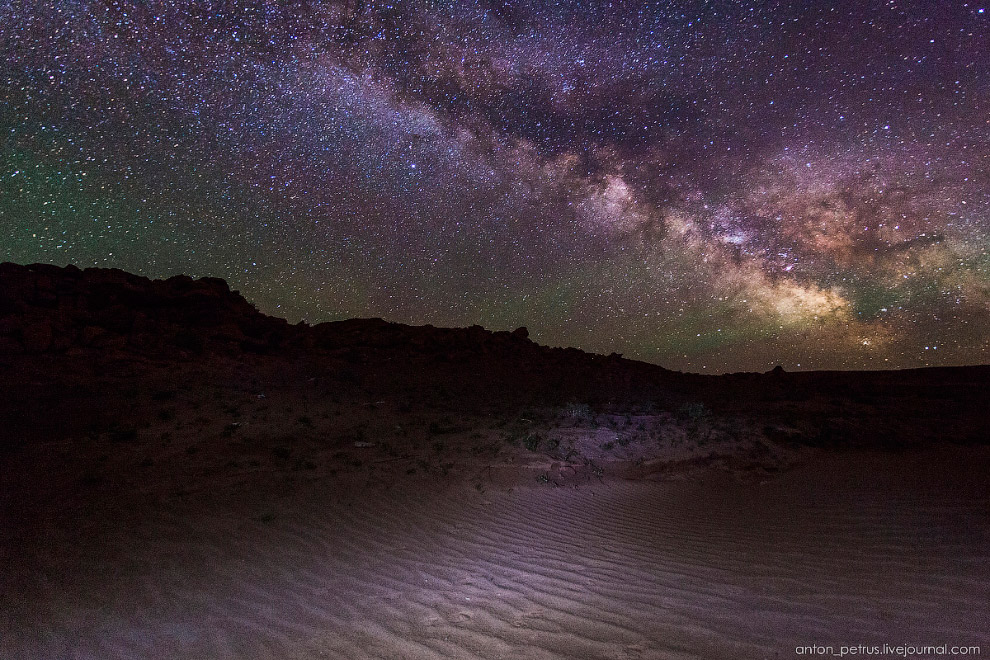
xmin=2 ymin=446 xmax=988 ymax=660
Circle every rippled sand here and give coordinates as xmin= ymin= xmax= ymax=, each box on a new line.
xmin=3 ymin=448 xmax=988 ymax=659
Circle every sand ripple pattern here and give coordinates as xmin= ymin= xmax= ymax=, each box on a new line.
xmin=3 ymin=460 xmax=989 ymax=659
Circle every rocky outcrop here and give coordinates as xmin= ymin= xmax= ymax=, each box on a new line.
xmin=0 ymin=263 xmax=603 ymax=369
xmin=0 ymin=262 xmax=291 ymax=357
xmin=0 ymin=262 xmax=680 ymax=410
xmin=2 ymin=262 xmax=989 ymax=450
xmin=0 ymin=263 xmax=603 ymax=368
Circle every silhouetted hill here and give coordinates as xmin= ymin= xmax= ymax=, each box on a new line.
xmin=0 ymin=261 xmax=650 ymax=367
xmin=2 ymin=261 xmax=989 ymax=451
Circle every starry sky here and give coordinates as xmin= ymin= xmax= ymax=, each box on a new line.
xmin=2 ymin=0 xmax=988 ymax=372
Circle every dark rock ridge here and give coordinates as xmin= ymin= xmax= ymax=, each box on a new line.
xmin=0 ymin=262 xmax=290 ymax=356
xmin=0 ymin=262 xmax=559 ymax=359
xmin=2 ymin=262 xmax=990 ymax=450
xmin=0 ymin=261 xmax=670 ymax=397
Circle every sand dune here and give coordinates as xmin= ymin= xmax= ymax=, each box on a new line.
xmin=3 ymin=448 xmax=988 ymax=660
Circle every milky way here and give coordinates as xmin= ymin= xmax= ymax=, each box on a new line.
xmin=2 ymin=1 xmax=987 ymax=372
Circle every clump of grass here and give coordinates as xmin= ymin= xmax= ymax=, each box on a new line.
xmin=564 ymin=402 xmax=593 ymax=420
xmin=522 ymin=433 xmax=542 ymax=452
xmin=678 ymin=402 xmax=709 ymax=421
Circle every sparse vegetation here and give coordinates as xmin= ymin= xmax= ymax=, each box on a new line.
xmin=678 ymin=402 xmax=709 ymax=421
xmin=564 ymin=402 xmax=593 ymax=420
xmin=522 ymin=433 xmax=542 ymax=452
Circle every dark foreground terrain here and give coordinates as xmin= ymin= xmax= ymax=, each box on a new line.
xmin=1 ymin=262 xmax=988 ymax=659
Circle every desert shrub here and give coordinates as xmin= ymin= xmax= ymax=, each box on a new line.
xmin=522 ymin=433 xmax=542 ymax=451
xmin=564 ymin=402 xmax=593 ymax=420
xmin=678 ymin=402 xmax=709 ymax=421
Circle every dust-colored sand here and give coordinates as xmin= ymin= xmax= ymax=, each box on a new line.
xmin=2 ymin=448 xmax=988 ymax=660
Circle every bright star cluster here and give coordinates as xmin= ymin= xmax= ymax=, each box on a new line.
xmin=1 ymin=0 xmax=987 ymax=372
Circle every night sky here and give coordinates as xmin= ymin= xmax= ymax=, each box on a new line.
xmin=2 ymin=1 xmax=987 ymax=372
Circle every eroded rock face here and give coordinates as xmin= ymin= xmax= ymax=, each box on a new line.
xmin=0 ymin=263 xmax=553 ymax=361
xmin=0 ymin=262 xmax=290 ymax=357
xmin=2 ymin=262 xmax=989 ymax=453
xmin=0 ymin=262 xmax=672 ymax=407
